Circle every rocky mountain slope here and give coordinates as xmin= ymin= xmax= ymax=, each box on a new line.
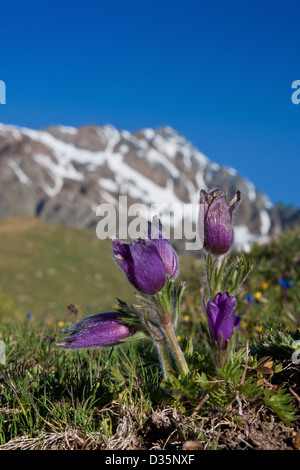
xmin=0 ymin=122 xmax=298 ymax=252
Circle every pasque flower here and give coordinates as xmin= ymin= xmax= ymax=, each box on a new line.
xmin=200 ymin=189 xmax=241 ymax=255
xmin=112 ymin=218 xmax=179 ymax=295
xmin=112 ymin=238 xmax=167 ymax=295
xmin=202 ymin=292 xmax=240 ymax=349
xmin=56 ymin=312 xmax=135 ymax=349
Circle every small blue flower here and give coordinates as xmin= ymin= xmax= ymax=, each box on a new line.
xmin=26 ymin=312 xmax=32 ymax=319
xmin=245 ymin=294 xmax=254 ymax=304
xmin=279 ymin=279 xmax=294 ymax=289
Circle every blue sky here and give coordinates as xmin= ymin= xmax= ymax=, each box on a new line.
xmin=0 ymin=0 xmax=300 ymax=207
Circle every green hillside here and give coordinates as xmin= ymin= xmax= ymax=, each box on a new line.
xmin=0 ymin=217 xmax=134 ymax=322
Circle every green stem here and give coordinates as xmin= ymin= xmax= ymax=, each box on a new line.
xmin=163 ymin=324 xmax=189 ymax=377
xmin=206 ymin=254 xmax=227 ymax=298
xmin=156 ymin=341 xmax=173 ymax=380
xmin=213 ymin=254 xmax=224 ymax=296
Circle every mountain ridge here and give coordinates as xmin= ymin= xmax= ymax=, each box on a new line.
xmin=0 ymin=122 xmax=299 ymax=252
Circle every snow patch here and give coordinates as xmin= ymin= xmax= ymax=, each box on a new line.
xmin=260 ymin=209 xmax=271 ymax=236
xmin=245 ymin=180 xmax=256 ymax=202
xmin=119 ymin=144 xmax=130 ymax=154
xmin=152 ymin=134 xmax=180 ymax=159
xmin=99 ymin=178 xmax=119 ymax=193
xmin=8 ymin=160 xmax=30 ymax=184
xmin=142 ymin=128 xmax=155 ymax=140
xmin=234 ymin=225 xmax=269 ymax=253
xmin=226 ymin=166 xmax=237 ymax=176
xmin=57 ymin=125 xmax=78 ymax=135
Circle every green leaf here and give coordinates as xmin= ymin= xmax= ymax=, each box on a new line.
xmin=264 ymin=389 xmax=296 ymax=425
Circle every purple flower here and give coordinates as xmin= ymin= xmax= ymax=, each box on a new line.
xmin=112 ymin=238 xmax=167 ymax=295
xmin=202 ymin=292 xmax=240 ymax=349
xmin=56 ymin=312 xmax=135 ymax=349
xmin=146 ymin=218 xmax=179 ymax=280
xmin=199 ymin=189 xmax=241 ymax=255
xmin=112 ymin=218 xmax=179 ymax=295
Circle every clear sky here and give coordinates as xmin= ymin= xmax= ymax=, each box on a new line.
xmin=0 ymin=0 xmax=300 ymax=207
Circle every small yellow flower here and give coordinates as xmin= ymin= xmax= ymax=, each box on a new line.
xmin=183 ymin=315 xmax=190 ymax=322
xmin=177 ymin=335 xmax=181 ymax=342
xmin=254 ymin=291 xmax=262 ymax=300
xmin=57 ymin=321 xmax=64 ymax=328
xmin=240 ymin=321 xmax=248 ymax=329
xmin=261 ymin=282 xmax=269 ymax=290
xmin=256 ymin=325 xmax=263 ymax=333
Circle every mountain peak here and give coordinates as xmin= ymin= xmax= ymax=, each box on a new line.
xmin=0 ymin=121 xmax=298 ymax=252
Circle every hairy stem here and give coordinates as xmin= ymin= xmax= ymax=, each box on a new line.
xmin=156 ymin=341 xmax=173 ymax=380
xmin=163 ymin=323 xmax=189 ymax=377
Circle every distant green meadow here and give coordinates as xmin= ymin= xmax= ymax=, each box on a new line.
xmin=0 ymin=217 xmax=134 ymax=324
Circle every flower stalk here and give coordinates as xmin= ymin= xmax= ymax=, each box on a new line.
xmin=162 ymin=322 xmax=189 ymax=376
xmin=199 ymin=188 xmax=251 ymax=369
xmin=135 ymin=278 xmax=189 ymax=377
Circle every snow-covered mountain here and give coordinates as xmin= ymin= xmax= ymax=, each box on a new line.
xmin=0 ymin=122 xmax=298 ymax=252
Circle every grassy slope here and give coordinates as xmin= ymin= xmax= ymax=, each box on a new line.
xmin=0 ymin=221 xmax=299 ymax=449
xmin=0 ymin=217 xmax=134 ymax=322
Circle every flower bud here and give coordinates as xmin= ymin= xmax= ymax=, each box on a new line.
xmin=199 ymin=189 xmax=241 ymax=255
xmin=56 ymin=312 xmax=135 ymax=349
xmin=202 ymin=292 xmax=240 ymax=349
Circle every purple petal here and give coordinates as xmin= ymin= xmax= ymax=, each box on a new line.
xmin=112 ymin=239 xmax=133 ymax=276
xmin=204 ymin=197 xmax=233 ymax=254
xmin=146 ymin=237 xmax=179 ymax=279
xmin=203 ymin=292 xmax=239 ymax=349
xmin=147 ymin=218 xmax=179 ymax=279
xmin=113 ymin=238 xmax=166 ymax=295
xmin=147 ymin=216 xmax=165 ymax=240
xmin=129 ymin=241 xmax=167 ymax=294
xmin=204 ymin=298 xmax=221 ymax=342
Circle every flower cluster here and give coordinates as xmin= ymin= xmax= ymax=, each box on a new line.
xmin=57 ymin=216 xmax=188 ymax=378
xmin=57 ymin=187 xmax=249 ymax=378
